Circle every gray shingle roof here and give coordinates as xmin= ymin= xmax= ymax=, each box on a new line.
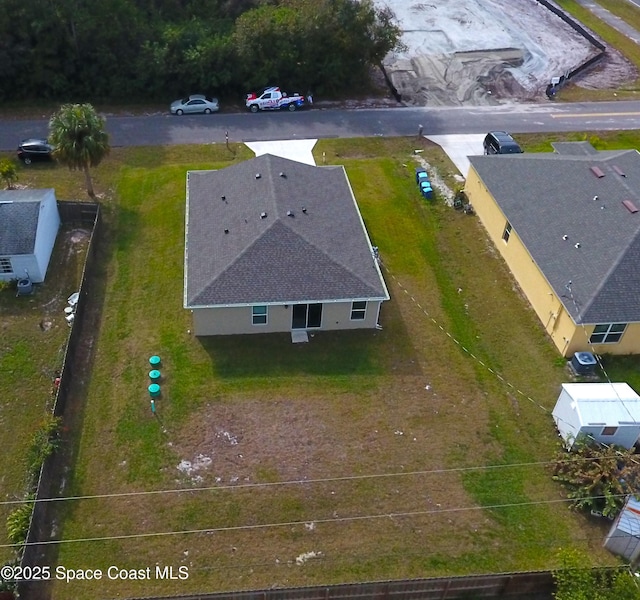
xmin=469 ymin=147 xmax=640 ymax=324
xmin=0 ymin=190 xmax=50 ymax=255
xmin=184 ymin=154 xmax=388 ymax=307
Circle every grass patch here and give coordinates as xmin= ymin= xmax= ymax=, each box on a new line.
xmin=0 ymin=224 xmax=90 ymax=564
xmin=516 ymin=129 xmax=640 ymax=152
xmin=2 ymin=137 xmax=627 ymax=597
xmin=553 ymin=0 xmax=640 ymax=102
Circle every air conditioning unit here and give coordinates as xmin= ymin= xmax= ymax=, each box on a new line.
xmin=571 ymin=352 xmax=597 ymax=375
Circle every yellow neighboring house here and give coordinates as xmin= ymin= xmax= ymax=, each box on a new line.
xmin=465 ymin=141 xmax=640 ymax=357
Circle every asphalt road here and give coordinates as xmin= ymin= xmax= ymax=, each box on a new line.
xmin=4 ymin=100 xmax=640 ymax=150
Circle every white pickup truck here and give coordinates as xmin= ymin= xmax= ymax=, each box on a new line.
xmin=245 ymin=87 xmax=308 ymax=112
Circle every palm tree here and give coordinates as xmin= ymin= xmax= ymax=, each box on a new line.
xmin=48 ymin=103 xmax=110 ymax=198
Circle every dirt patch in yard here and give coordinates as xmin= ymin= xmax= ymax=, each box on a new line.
xmin=172 ymin=375 xmax=492 ymax=517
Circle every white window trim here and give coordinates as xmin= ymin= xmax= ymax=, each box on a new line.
xmin=252 ymin=305 xmax=268 ymax=326
xmin=350 ymin=301 xmax=367 ymax=321
xmin=589 ymin=323 xmax=627 ymax=344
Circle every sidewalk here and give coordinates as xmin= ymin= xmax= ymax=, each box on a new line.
xmin=574 ymin=0 xmax=640 ymax=45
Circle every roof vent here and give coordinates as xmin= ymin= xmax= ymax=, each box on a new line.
xmin=622 ymin=200 xmax=639 ymax=213
xmin=562 ymin=234 xmax=568 ymax=240
xmin=279 ymin=172 xmax=286 ymax=178
xmin=613 ymin=165 xmax=626 ymax=177
xmin=260 ymin=212 xmax=267 ymax=219
xmin=302 ymin=207 xmax=307 ymax=213
xmin=255 ymin=173 xmax=261 ymax=179
xmin=590 ymin=166 xmax=605 ymax=178
xmin=224 ymin=228 xmax=229 ymax=234
xmin=574 ymin=242 xmax=581 ymax=249
xmin=221 ymin=195 xmax=226 ymax=201
xmin=593 ymin=195 xmax=598 ymax=201
xmin=287 ymin=210 xmax=294 ymax=217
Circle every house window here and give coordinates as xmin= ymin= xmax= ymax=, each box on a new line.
xmin=589 ymin=323 xmax=627 ymax=344
xmin=502 ymin=222 xmax=512 ymax=243
xmin=601 ymin=426 xmax=618 ymax=436
xmin=351 ymin=301 xmax=367 ymax=320
xmin=252 ymin=305 xmax=267 ymax=325
xmin=0 ymin=257 xmax=12 ymax=274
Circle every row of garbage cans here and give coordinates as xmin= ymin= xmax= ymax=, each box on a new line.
xmin=415 ymin=167 xmax=434 ymax=200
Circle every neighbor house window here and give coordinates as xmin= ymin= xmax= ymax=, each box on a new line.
xmin=502 ymin=222 xmax=512 ymax=243
xmin=351 ymin=301 xmax=366 ymax=320
xmin=252 ymin=305 xmax=267 ymax=325
xmin=601 ymin=426 xmax=618 ymax=436
xmin=589 ymin=323 xmax=627 ymax=344
xmin=0 ymin=257 xmax=12 ymax=274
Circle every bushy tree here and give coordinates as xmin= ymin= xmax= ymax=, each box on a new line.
xmin=553 ymin=548 xmax=640 ymax=600
xmin=233 ymin=0 xmax=404 ymax=94
xmin=0 ymin=0 xmax=404 ymax=101
xmin=552 ymin=436 xmax=640 ymax=518
xmin=140 ymin=22 xmax=235 ymax=97
xmin=0 ymin=158 xmax=18 ymax=189
xmin=49 ymin=104 xmax=110 ymax=198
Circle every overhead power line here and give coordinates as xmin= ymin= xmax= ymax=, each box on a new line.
xmin=0 ymin=492 xmax=627 ymax=550
xmin=0 ymin=455 xmax=613 ymax=507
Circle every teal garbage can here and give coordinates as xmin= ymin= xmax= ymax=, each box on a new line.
xmin=149 ymin=369 xmax=161 ymax=382
xmin=149 ymin=355 xmax=161 ymax=367
xmin=148 ymin=383 xmax=161 ymax=398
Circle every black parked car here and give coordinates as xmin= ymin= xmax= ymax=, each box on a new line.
xmin=17 ymin=139 xmax=54 ymax=164
xmin=483 ymin=131 xmax=523 ymax=155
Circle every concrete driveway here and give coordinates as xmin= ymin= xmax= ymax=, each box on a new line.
xmin=426 ymin=134 xmax=486 ymax=177
xmin=245 ymin=139 xmax=318 ymax=165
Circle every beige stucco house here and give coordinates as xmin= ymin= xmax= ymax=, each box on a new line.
xmin=184 ymin=154 xmax=389 ymax=337
xmin=465 ymin=142 xmax=640 ymax=357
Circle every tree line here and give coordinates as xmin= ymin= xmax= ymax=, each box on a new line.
xmin=0 ymin=0 xmax=403 ymax=103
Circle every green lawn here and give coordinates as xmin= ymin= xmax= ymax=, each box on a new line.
xmin=9 ymin=136 xmax=612 ymax=599
xmin=0 ymin=176 xmax=91 ymax=566
xmin=554 ymin=0 xmax=640 ymax=102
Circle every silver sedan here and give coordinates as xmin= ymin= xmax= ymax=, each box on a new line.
xmin=170 ymin=94 xmax=219 ymax=115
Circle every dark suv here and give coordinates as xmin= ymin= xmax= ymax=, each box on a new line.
xmin=17 ymin=138 xmax=54 ymax=164
xmin=483 ymin=131 xmax=523 ymax=155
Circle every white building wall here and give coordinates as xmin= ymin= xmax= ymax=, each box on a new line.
xmin=32 ymin=192 xmax=60 ymax=282
xmin=552 ymin=389 xmax=581 ymax=448
xmin=553 ymin=386 xmax=640 ymax=449
xmin=0 ymin=191 xmax=60 ymax=283
xmin=0 ymin=255 xmax=40 ymax=282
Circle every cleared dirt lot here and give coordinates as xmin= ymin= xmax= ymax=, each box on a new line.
xmin=381 ymin=0 xmax=628 ymax=105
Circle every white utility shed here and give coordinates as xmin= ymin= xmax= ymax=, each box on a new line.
xmin=0 ymin=189 xmax=60 ymax=283
xmin=552 ymin=382 xmax=640 ymax=450
xmin=604 ymin=496 xmax=640 ymax=562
